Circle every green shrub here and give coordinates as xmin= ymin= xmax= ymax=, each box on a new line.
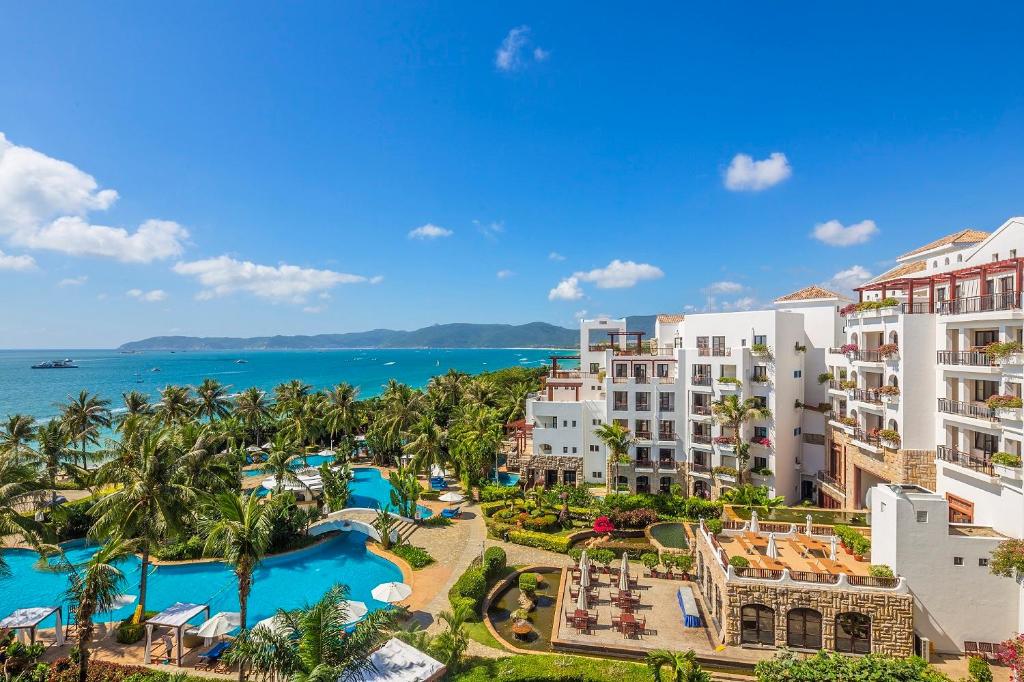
xmin=755 ymin=650 xmax=947 ymax=682
xmin=835 ymin=524 xmax=871 ymax=556
xmin=50 ymin=498 xmax=96 ymax=542
xmin=522 ymin=513 xmax=559 ymax=532
xmin=968 ymin=656 xmax=993 ymax=682
xmin=480 ymin=500 xmax=513 ymax=517
xmin=507 ymin=530 xmax=572 ymax=553
xmin=817 ymin=372 xmax=834 ymax=385
xmin=486 ymin=521 xmax=514 ymax=539
xmin=518 ymin=572 xmax=538 ymax=594
xmin=391 ymin=544 xmax=434 ymax=569
xmin=705 ymin=518 xmax=723 ymax=535
xmin=640 ymin=553 xmax=659 ymax=569
xmin=992 ymin=452 xmax=1023 ymax=467
xmin=114 ymin=611 xmax=157 ymax=644
xmin=481 ymin=486 xmax=522 ymax=502
xmin=421 ymin=514 xmax=453 ymax=528
xmin=153 ymin=535 xmax=205 ymax=561
xmin=449 ymin=566 xmax=488 ymax=612
xmin=420 ymin=490 xmax=441 ymax=501
xmin=717 ymin=377 xmax=742 ymax=386
xmin=728 ymin=555 xmax=750 ymax=568
xmin=869 ymin=564 xmax=894 ymax=578
xmin=482 ymin=546 xmax=507 ymax=580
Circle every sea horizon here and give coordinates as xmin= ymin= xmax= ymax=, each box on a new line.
xmin=0 ymin=347 xmax=573 ymax=421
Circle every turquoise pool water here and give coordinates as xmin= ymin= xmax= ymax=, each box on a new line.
xmin=491 ymin=471 xmax=520 ymax=487
xmin=0 ymin=530 xmax=401 ymax=628
xmin=242 ymin=453 xmax=336 ymax=477
xmin=349 ymin=467 xmax=433 ymax=519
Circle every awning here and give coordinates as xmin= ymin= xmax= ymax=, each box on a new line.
xmin=0 ymin=606 xmax=64 ymax=646
xmin=339 ymin=637 xmax=445 ymax=682
xmin=144 ymin=602 xmax=210 ymax=667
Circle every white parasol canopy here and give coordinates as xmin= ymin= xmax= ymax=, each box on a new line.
xmin=252 ymin=614 xmax=291 ymax=636
xmin=340 ymin=600 xmax=368 ymax=625
xmin=578 ymin=550 xmax=589 ymax=573
xmin=196 ymin=612 xmax=240 ymax=639
xmin=372 ymin=582 xmax=412 ymax=603
xmin=438 ymin=491 xmax=464 ymax=503
xmin=766 ymin=532 xmax=778 ymax=559
xmin=830 ymin=535 xmax=838 ymax=561
xmin=750 ymin=510 xmax=760 ymax=533
xmin=618 ymin=554 xmax=630 ymax=591
xmin=101 ymin=594 xmax=137 ymax=637
xmin=805 ymin=513 xmax=813 ymax=535
xmin=579 ymin=566 xmax=590 ymax=588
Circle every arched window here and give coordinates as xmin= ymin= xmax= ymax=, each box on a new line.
xmin=787 ymin=608 xmax=822 ymax=649
xmin=694 ymin=480 xmax=710 ymax=499
xmin=659 ymin=476 xmax=673 ymax=494
xmin=835 ymin=613 xmax=871 ymax=653
xmin=740 ymin=604 xmax=775 ymax=645
xmin=887 ymin=418 xmax=898 ymax=432
xmin=635 ymin=475 xmax=650 ymax=494
xmin=889 ymin=375 xmax=899 ymax=388
xmin=889 ymin=330 xmax=899 ymax=345
xmin=616 ymin=475 xmax=628 ymax=493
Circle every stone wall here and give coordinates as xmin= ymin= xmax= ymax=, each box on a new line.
xmin=831 ymin=427 xmax=936 ymax=507
xmin=606 ymin=461 xmax=687 ymax=493
xmin=519 ymin=453 xmax=584 ymax=484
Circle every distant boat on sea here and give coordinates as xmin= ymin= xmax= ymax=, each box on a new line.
xmin=150 ymin=367 xmax=161 ymax=372
xmin=31 ymin=358 xmax=78 ymax=369
xmin=235 ymin=359 xmax=248 ymax=364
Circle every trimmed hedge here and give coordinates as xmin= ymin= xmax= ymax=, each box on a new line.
xmin=480 ymin=501 xmax=511 ymax=517
xmin=448 ymin=565 xmax=488 ymax=614
xmin=482 ymin=546 xmax=507 ymax=580
xmin=391 ymin=544 xmax=434 ymax=569
xmin=589 ymin=540 xmax=656 ymax=560
xmin=518 ymin=572 xmax=538 ymax=593
xmin=507 ymin=530 xmax=572 ymax=553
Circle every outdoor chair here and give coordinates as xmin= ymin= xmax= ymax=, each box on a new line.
xmin=964 ymin=641 xmax=979 ymax=657
xmin=440 ymin=506 xmax=462 ymax=519
xmin=978 ymin=642 xmax=995 ymax=660
xmin=196 ymin=641 xmax=230 ymax=670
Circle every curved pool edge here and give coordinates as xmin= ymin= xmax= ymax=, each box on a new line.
xmin=482 ymin=564 xmax=563 ymax=656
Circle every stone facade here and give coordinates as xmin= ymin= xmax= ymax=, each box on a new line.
xmin=606 ymin=460 xmax=687 ymax=494
xmin=519 ymin=453 xmax=584 ymax=485
xmin=693 ymin=526 xmax=914 ymax=657
xmin=830 ymin=426 xmax=936 ymax=509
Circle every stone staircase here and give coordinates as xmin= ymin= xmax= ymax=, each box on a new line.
xmin=392 ymin=517 xmax=418 ymax=544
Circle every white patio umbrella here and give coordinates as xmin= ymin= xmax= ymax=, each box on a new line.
xmin=578 ymin=550 xmax=589 ymax=573
xmin=575 ymin=582 xmax=588 ymax=611
xmin=438 ymin=491 xmax=464 ymax=504
xmin=805 ymin=514 xmax=813 ymax=535
xmin=830 ymin=535 xmax=838 ymax=561
xmin=252 ymin=614 xmax=291 ymax=636
xmin=618 ymin=554 xmax=630 ymax=591
xmin=339 ymin=600 xmax=368 ymax=625
xmin=750 ymin=510 xmax=760 ymax=533
xmin=766 ymin=532 xmax=778 ymax=559
xmin=196 ymin=612 xmax=241 ymax=639
xmin=101 ymin=594 xmax=137 ymax=637
xmin=579 ymin=565 xmax=591 ymax=588
xmin=372 ymin=582 xmax=412 ymax=603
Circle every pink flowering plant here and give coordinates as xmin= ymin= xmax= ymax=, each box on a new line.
xmin=840 ymin=343 xmax=859 ymax=354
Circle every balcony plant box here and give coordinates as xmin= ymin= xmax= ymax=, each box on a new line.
xmin=985 ymin=341 xmax=1024 ymax=366
xmin=713 ymin=436 xmax=737 ymax=452
xmin=840 ymin=343 xmax=859 ymax=359
xmin=878 ymin=343 xmax=900 ymax=363
xmin=992 ymin=453 xmax=1023 ymax=480
xmin=878 ymin=429 xmax=901 ymax=449
xmin=750 ymin=468 xmax=773 ymax=484
xmin=717 ymin=377 xmax=742 ymax=391
xmin=712 ymin=465 xmax=737 ymax=483
xmin=877 ymin=385 xmax=901 ymax=404
xmin=987 ymin=395 xmax=1023 ymax=420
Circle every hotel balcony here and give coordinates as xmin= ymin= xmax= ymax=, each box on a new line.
xmin=937 ymin=444 xmax=994 ymax=475
xmin=850 ymin=388 xmax=882 ymax=405
xmin=633 ymin=458 xmax=655 ymax=473
xmin=634 ymin=430 xmax=652 ymax=440
xmin=691 ymin=433 xmax=712 ymax=447
xmin=937 ymin=397 xmax=998 ymax=422
xmin=658 ymin=430 xmax=677 ymax=441
xmin=697 ymin=347 xmax=732 ymax=357
xmin=658 ymin=458 xmax=676 ymax=472
xmin=850 ymin=428 xmax=882 ymax=454
xmin=816 ymin=470 xmax=847 ymax=499
xmin=691 ymin=374 xmax=712 ymax=387
xmin=936 ymin=350 xmax=998 ymax=369
xmin=690 ymin=404 xmax=712 ymax=419
xmin=937 ymin=291 xmax=1022 ymax=316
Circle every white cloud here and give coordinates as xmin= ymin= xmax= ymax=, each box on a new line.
xmin=548 ymin=276 xmax=583 ymax=301
xmin=573 ymin=309 xmax=587 ymax=321
xmin=827 ymin=265 xmax=873 ymax=291
xmin=474 ymin=220 xmax=504 ymax=239
xmin=548 ymin=251 xmax=565 ymax=261
xmin=303 ymin=305 xmax=324 ymax=314
xmin=0 ymin=133 xmax=188 ymax=262
xmin=408 ymin=223 xmax=453 ymax=240
xmin=496 ymin=269 xmax=515 ymax=279
xmin=127 ymin=288 xmax=166 ymax=302
xmin=495 ymin=26 xmax=548 ymax=72
xmin=721 ymin=296 xmax=757 ymax=311
xmin=58 ymin=275 xmax=88 ymax=287
xmin=724 ymin=152 xmax=792 ymax=191
xmin=173 ymin=255 xmax=377 ymax=303
xmin=574 ymin=260 xmax=664 ymax=289
xmin=812 ymin=219 xmax=879 ymax=247
xmin=0 ymin=249 xmax=36 ymax=271
xmin=706 ymin=280 xmax=744 ymax=294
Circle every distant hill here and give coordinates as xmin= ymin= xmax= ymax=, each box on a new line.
xmin=119 ymin=315 xmax=660 ymax=351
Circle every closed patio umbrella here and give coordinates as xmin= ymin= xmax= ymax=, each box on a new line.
xmin=618 ymin=554 xmax=630 ymax=591
xmin=575 ymin=582 xmax=588 ymax=611
xmin=805 ymin=513 xmax=813 ymax=535
xmin=578 ymin=550 xmax=589 ymax=573
xmin=830 ymin=535 xmax=838 ymax=561
xmin=750 ymin=510 xmax=760 ymax=533
xmin=579 ymin=565 xmax=590 ymax=588
xmin=766 ymin=532 xmax=778 ymax=559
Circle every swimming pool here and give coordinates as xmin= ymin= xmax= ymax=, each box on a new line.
xmin=490 ymin=470 xmax=520 ymax=487
xmin=349 ymin=467 xmax=433 ymax=519
xmin=0 ymin=530 xmax=402 ymax=629
xmin=242 ymin=453 xmax=336 ymax=477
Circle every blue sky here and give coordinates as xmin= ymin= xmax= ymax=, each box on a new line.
xmin=0 ymin=2 xmax=1022 ymax=348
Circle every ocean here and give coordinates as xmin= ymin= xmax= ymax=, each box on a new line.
xmin=0 ymin=348 xmax=568 ymax=421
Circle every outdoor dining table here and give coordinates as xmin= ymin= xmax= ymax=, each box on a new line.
xmin=573 ymin=609 xmax=596 ymax=633
xmin=617 ymin=613 xmax=644 ymax=638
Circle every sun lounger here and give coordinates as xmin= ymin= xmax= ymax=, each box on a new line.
xmin=440 ymin=506 xmax=462 ymax=519
xmin=196 ymin=641 xmax=230 ymax=670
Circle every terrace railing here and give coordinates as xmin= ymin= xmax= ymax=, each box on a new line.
xmin=937 ymin=398 xmax=997 ymax=421
xmin=790 ymin=571 xmax=841 ymax=585
xmin=937 ymin=444 xmax=994 ymax=475
xmin=691 ymin=375 xmax=712 ymax=386
xmin=851 ymin=428 xmax=881 ymax=448
xmin=691 ymin=433 xmax=712 ymax=445
xmin=733 ymin=566 xmax=785 ymax=580
xmin=851 ymin=349 xmax=884 ymax=363
xmin=691 ymin=404 xmax=712 ymax=416
xmin=851 ymin=388 xmax=882 ymax=404
xmin=848 ymin=575 xmax=900 ymax=589
xmin=816 ymin=469 xmax=844 ymax=491
xmin=937 ymin=291 xmax=1021 ymax=315
xmin=936 ymin=350 xmax=994 ymax=366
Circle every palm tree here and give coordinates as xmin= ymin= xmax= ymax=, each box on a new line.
xmin=264 ymin=433 xmax=302 ymax=493
xmin=0 ymin=456 xmax=45 ymax=573
xmin=64 ymin=537 xmax=136 ymax=682
xmin=448 ymin=404 xmax=502 ymax=486
xmin=173 ymin=422 xmax=235 ymax=494
xmin=32 ymin=420 xmax=79 ymax=507
xmin=711 ymin=395 xmax=772 ymax=484
xmin=59 ymin=390 xmax=111 ymax=470
xmin=224 ymin=584 xmax=395 ymax=682
xmin=646 ymin=649 xmax=711 ymax=682
xmin=431 ymin=600 xmax=471 ymax=671
xmin=323 ymin=383 xmax=360 ymax=447
xmin=497 ymin=380 xmax=532 ymax=423
xmin=156 ymin=384 xmax=196 ymax=426
xmin=234 ymin=387 xmax=271 ymax=445
xmin=91 ymin=428 xmax=197 ymax=619
xmin=462 ymin=379 xmax=495 ymax=407
xmin=403 ymin=414 xmax=445 ymax=476
xmin=0 ymin=414 xmax=36 ymax=462
xmin=720 ymin=483 xmax=784 ymax=508
xmin=197 ymin=378 xmax=233 ymax=421
xmin=119 ymin=390 xmax=152 ymax=419
xmin=202 ymin=493 xmax=271 ymax=641
xmin=595 ymin=422 xmax=635 ymax=493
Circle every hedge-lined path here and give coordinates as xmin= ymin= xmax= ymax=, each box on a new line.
xmin=486 ymin=538 xmax=574 ymax=569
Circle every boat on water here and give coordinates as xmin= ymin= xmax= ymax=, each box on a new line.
xmin=31 ymin=358 xmax=78 ymax=369
xmin=235 ymin=359 xmax=248 ymax=364
xmin=150 ymin=367 xmax=161 ymax=372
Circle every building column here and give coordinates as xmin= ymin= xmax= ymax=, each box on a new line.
xmin=928 ymin=278 xmax=935 ymax=312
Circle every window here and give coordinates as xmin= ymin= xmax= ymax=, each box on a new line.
xmin=659 ymin=392 xmax=675 ymax=411
xmin=635 ymin=446 xmax=651 ymax=463
xmin=754 ymin=426 xmax=768 ymax=439
xmin=1011 ymin=249 xmax=1018 ymax=259
xmin=947 ymin=493 xmax=974 ymax=524
xmin=752 ymin=366 xmax=768 ymax=381
xmin=793 ymin=427 xmax=802 ymax=436
xmin=957 ymin=254 xmax=963 ymax=262
xmin=979 ymin=558 xmax=989 ymax=567
xmin=656 ymin=363 xmax=670 ymax=378
xmin=786 ymin=608 xmax=822 ymax=650
xmin=974 ymin=330 xmax=999 ymax=347
xmin=592 ymin=418 xmax=601 ymax=425
xmin=993 ymin=253 xmax=1000 ymax=262
xmin=614 ymin=363 xmax=628 ymax=378
xmin=835 ymin=613 xmax=871 ymax=654
xmin=613 ymin=391 xmax=628 ymax=411
xmin=659 ymin=476 xmax=673 ymax=494
xmin=659 ymin=420 xmax=675 ymax=438
xmin=636 ymin=392 xmax=651 ymax=411
xmin=563 ymin=420 xmax=568 ymax=427
xmin=589 ymin=445 xmax=599 ymax=452
xmin=563 ymin=446 xmax=568 ymax=454
xmin=973 ymin=431 xmax=998 ymax=456
xmin=754 ymin=456 xmax=767 ymax=470
xmin=953 ymin=556 xmax=964 ymax=566
xmin=592 ymin=471 xmax=603 ymax=479
xmin=571 ymin=420 xmax=577 ymax=427
xmin=712 ymin=336 xmax=726 ymax=355
xmin=571 ymin=447 xmax=577 ymax=454
xmin=794 ymin=370 xmax=802 ymax=378
xmin=916 ymin=511 xmax=928 ymax=523
xmin=697 ymin=336 xmax=709 ymax=351
xmin=740 ymin=604 xmax=775 ymax=646
xmin=752 ymin=396 xmax=767 ymax=409
xmin=590 ymin=362 xmax=600 ymax=374
xmin=753 ymin=334 xmax=767 ymax=346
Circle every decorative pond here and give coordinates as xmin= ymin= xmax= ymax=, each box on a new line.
xmin=648 ymin=522 xmax=690 ymax=550
xmin=487 ymin=568 xmax=561 ymax=651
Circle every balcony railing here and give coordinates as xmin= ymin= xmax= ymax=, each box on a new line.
xmin=634 ymin=458 xmax=653 ymax=469
xmin=691 ymin=433 xmax=712 ymax=445
xmin=658 ymin=459 xmax=675 ymax=469
xmin=659 ymin=401 xmax=676 ymax=412
xmin=936 ymin=350 xmax=994 ymax=366
xmin=851 ymin=349 xmax=884 ymax=362
xmin=658 ymin=431 xmax=676 ymax=441
xmin=634 ymin=431 xmax=652 ymax=440
xmin=591 ymin=343 xmax=679 ymax=356
xmin=900 ymin=301 xmax=933 ymax=314
xmin=938 ymin=291 xmax=1021 ymax=315
xmin=816 ymin=469 xmax=845 ymax=491
xmin=691 ymin=375 xmax=712 ymax=386
xmin=850 ymin=388 xmax=882 ymax=405
xmin=613 ymin=402 xmax=628 ymax=411
xmin=937 ymin=398 xmax=997 ymax=421
xmin=851 ymin=428 xmax=880 ymax=447
xmin=691 ymin=404 xmax=712 ymax=416
xmin=848 ymin=575 xmax=900 ymax=589
xmin=697 ymin=347 xmax=731 ymax=357
xmin=635 ymin=402 xmax=651 ymax=412
xmin=937 ymin=444 xmax=994 ymax=474
xmin=690 ymin=460 xmax=710 ymax=472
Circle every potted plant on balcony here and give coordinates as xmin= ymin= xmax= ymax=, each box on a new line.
xmin=992 ymin=452 xmax=1023 ymax=480
xmin=818 ymin=372 xmax=834 ymax=385
xmin=750 ymin=342 xmax=773 ymax=359
xmin=750 ymin=466 xmax=773 ymax=483
xmin=878 ymin=343 xmax=899 ymax=361
xmin=839 ymin=303 xmax=858 ymax=317
xmin=717 ymin=376 xmax=742 ymax=389
xmin=877 ymin=385 xmax=901 ymax=403
xmin=878 ymin=428 xmax=901 ymax=449
xmin=985 ymin=340 xmax=1024 ymax=365
xmin=836 ymin=415 xmax=857 ymax=431
xmin=751 ymin=374 xmax=771 ymax=385
xmin=713 ymin=435 xmax=737 ymax=451
xmin=712 ymin=465 xmax=738 ymax=482
xmin=751 ymin=436 xmax=772 ymax=448
xmin=840 ymin=343 xmax=859 ymax=357
xmin=839 ymin=379 xmax=858 ymax=394
xmin=987 ymin=394 xmax=1023 ymax=420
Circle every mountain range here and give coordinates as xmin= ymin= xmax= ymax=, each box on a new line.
xmin=118 ymin=316 xmax=657 ymax=351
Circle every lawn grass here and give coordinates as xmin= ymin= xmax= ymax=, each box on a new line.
xmin=450 ymin=654 xmax=651 ymax=682
xmin=464 ymin=620 xmax=505 ymax=650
